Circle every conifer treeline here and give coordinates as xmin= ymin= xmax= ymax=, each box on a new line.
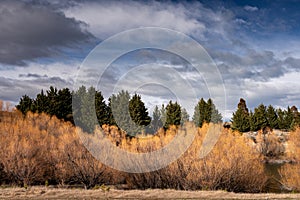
xmin=16 ymin=86 xmax=222 ymax=135
xmin=231 ymin=98 xmax=300 ymax=132
xmin=16 ymin=87 xmax=300 ymax=134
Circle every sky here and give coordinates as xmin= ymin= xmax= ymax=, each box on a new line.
xmin=0 ymin=0 xmax=299 ymax=120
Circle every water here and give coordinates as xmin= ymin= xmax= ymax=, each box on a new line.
xmin=264 ymin=163 xmax=284 ymax=193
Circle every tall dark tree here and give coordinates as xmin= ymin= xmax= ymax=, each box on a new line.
xmin=56 ymin=88 xmax=72 ymax=121
xmin=207 ymin=98 xmax=222 ymax=124
xmin=16 ymin=95 xmax=34 ymax=115
xmin=160 ymin=104 xmax=166 ymax=126
xmin=151 ymin=105 xmax=163 ymax=132
xmin=285 ymin=106 xmax=295 ymax=130
xmin=72 ymin=86 xmax=98 ymax=133
xmin=238 ymin=98 xmax=249 ymax=114
xmin=95 ymin=90 xmax=109 ymax=126
xmin=193 ymin=98 xmax=207 ymax=128
xmin=110 ymin=90 xmax=140 ymax=135
xmin=277 ymin=108 xmax=286 ymax=130
xmin=266 ymin=105 xmax=279 ymax=129
xmin=251 ymin=104 xmax=268 ymax=131
xmin=107 ymin=97 xmax=117 ymax=126
xmin=193 ymin=98 xmax=222 ymax=127
xmin=231 ymin=98 xmax=250 ymax=132
xmin=291 ymin=106 xmax=300 ymax=129
xmin=164 ymin=101 xmax=181 ymax=129
xmin=33 ymin=90 xmax=48 ymax=113
xmin=129 ymin=94 xmax=151 ymax=126
xmin=46 ymin=86 xmax=58 ymax=116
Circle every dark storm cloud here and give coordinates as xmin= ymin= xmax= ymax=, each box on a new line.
xmin=0 ymin=0 xmax=93 ymax=65
xmin=211 ymin=48 xmax=291 ymax=81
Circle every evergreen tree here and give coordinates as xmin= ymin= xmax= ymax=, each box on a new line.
xmin=193 ymin=98 xmax=207 ymax=128
xmin=266 ymin=105 xmax=278 ymax=129
xmin=110 ymin=90 xmax=140 ymax=135
xmin=129 ymin=94 xmax=151 ymax=126
xmin=285 ymin=106 xmax=295 ymax=130
xmin=231 ymin=98 xmax=250 ymax=132
xmin=180 ymin=108 xmax=190 ymax=125
xmin=45 ymin=86 xmax=58 ymax=116
xmin=251 ymin=104 xmax=268 ymax=131
xmin=72 ymin=86 xmax=98 ymax=133
xmin=16 ymin=95 xmax=34 ymax=115
xmin=95 ymin=90 xmax=109 ymax=127
xmin=291 ymin=106 xmax=300 ymax=129
xmin=107 ymin=97 xmax=117 ymax=126
xmin=164 ymin=101 xmax=181 ymax=129
xmin=150 ymin=105 xmax=163 ymax=133
xmin=249 ymin=111 xmax=255 ymax=131
xmin=33 ymin=90 xmax=47 ymax=113
xmin=193 ymin=98 xmax=222 ymax=127
xmin=160 ymin=104 xmax=166 ymax=126
xmin=208 ymin=98 xmax=222 ymax=123
xmin=56 ymin=88 xmax=72 ymax=121
xmin=277 ymin=108 xmax=286 ymax=130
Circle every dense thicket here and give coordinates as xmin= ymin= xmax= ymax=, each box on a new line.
xmin=0 ymin=112 xmax=267 ymax=192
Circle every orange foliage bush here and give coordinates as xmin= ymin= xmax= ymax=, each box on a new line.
xmin=125 ymin=123 xmax=267 ymax=192
xmin=279 ymin=128 xmax=300 ymax=191
xmin=0 ymin=112 xmax=112 ymax=188
xmin=0 ymin=112 xmax=267 ymax=192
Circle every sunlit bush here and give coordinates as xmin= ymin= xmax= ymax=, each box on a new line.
xmin=280 ymin=128 xmax=300 ymax=191
xmin=0 ymin=112 xmax=267 ymax=192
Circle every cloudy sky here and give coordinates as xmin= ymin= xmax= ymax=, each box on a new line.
xmin=0 ymin=0 xmax=299 ymax=120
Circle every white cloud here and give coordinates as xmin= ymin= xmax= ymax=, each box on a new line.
xmin=64 ymin=1 xmax=205 ymax=40
xmin=244 ymin=5 xmax=258 ymax=12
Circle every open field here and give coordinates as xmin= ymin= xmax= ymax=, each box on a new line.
xmin=1 ymin=187 xmax=300 ymax=200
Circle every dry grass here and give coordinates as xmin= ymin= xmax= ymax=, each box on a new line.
xmin=1 ymin=187 xmax=300 ymax=200
xmin=122 ymin=123 xmax=267 ymax=192
xmin=0 ymin=112 xmax=113 ymax=188
xmin=279 ymin=128 xmax=300 ymax=191
xmin=0 ymin=112 xmax=267 ymax=192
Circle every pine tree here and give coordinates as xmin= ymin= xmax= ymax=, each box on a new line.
xmin=207 ymin=98 xmax=222 ymax=123
xmin=150 ymin=105 xmax=163 ymax=133
xmin=277 ymin=108 xmax=286 ymax=130
xmin=107 ymin=97 xmax=117 ymax=126
xmin=291 ymin=106 xmax=300 ymax=129
xmin=46 ymin=86 xmax=58 ymax=116
xmin=95 ymin=90 xmax=109 ymax=127
xmin=56 ymin=88 xmax=72 ymax=121
xmin=251 ymin=104 xmax=268 ymax=131
xmin=160 ymin=104 xmax=166 ymax=126
xmin=164 ymin=101 xmax=181 ymax=129
xmin=129 ymin=94 xmax=151 ymax=126
xmin=193 ymin=98 xmax=207 ymax=128
xmin=33 ymin=90 xmax=48 ymax=113
xmin=16 ymin=95 xmax=34 ymax=115
xmin=231 ymin=98 xmax=250 ymax=132
xmin=180 ymin=108 xmax=190 ymax=125
xmin=193 ymin=98 xmax=222 ymax=127
xmin=285 ymin=106 xmax=294 ymax=131
xmin=266 ymin=105 xmax=278 ymax=129
xmin=110 ymin=90 xmax=140 ymax=135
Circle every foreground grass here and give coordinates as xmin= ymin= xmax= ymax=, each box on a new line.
xmin=1 ymin=186 xmax=300 ymax=200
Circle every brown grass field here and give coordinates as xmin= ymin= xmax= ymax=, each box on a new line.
xmin=1 ymin=186 xmax=300 ymax=200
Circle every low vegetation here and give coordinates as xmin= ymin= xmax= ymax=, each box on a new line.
xmin=0 ymin=111 xmax=268 ymax=192
xmin=1 ymin=88 xmax=299 ymax=193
